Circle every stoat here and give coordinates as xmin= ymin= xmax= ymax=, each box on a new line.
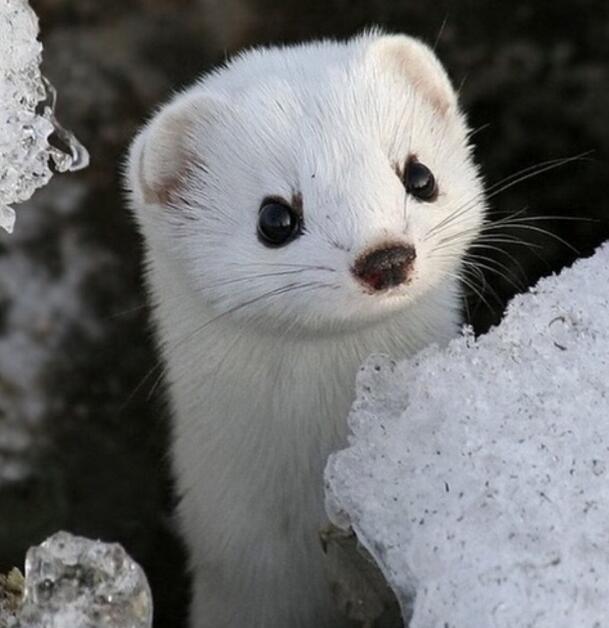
xmin=126 ymin=30 xmax=485 ymax=628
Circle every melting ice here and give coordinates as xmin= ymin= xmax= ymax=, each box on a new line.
xmin=0 ymin=0 xmax=88 ymax=233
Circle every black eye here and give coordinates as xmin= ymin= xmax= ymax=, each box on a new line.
xmin=257 ymin=199 xmax=302 ymax=247
xmin=403 ymin=157 xmax=438 ymax=202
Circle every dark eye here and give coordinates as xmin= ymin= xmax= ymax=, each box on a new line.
xmin=257 ymin=199 xmax=302 ymax=247
xmin=403 ymin=157 xmax=438 ymax=202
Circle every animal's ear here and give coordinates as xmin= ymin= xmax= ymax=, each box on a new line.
xmin=128 ymin=92 xmax=219 ymax=206
xmin=367 ymin=34 xmax=457 ymax=116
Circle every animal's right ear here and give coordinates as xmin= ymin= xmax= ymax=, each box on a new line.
xmin=128 ymin=92 xmax=219 ymax=206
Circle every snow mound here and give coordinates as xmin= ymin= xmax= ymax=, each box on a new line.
xmin=0 ymin=0 xmax=88 ymax=233
xmin=325 ymin=243 xmax=609 ymax=627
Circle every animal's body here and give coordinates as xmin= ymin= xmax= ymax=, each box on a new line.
xmin=126 ymin=30 xmax=485 ymax=628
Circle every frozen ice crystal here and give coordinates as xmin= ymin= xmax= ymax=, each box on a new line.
xmin=325 ymin=243 xmax=609 ymax=627
xmin=9 ymin=531 xmax=153 ymax=628
xmin=0 ymin=0 xmax=88 ymax=233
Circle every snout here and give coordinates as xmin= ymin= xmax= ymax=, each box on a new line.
xmin=352 ymin=243 xmax=416 ymax=292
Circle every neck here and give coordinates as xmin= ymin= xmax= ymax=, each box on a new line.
xmin=148 ymin=249 xmax=462 ymax=451
xmin=144 ymin=248 xmax=463 ymax=626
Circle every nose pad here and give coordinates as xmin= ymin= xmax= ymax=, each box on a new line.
xmin=352 ymin=244 xmax=416 ymax=292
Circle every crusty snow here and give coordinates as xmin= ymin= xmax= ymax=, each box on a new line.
xmin=325 ymin=242 xmax=609 ymax=628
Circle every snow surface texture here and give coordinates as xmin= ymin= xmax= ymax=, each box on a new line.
xmin=2 ymin=531 xmax=152 ymax=628
xmin=325 ymin=242 xmax=609 ymax=628
xmin=0 ymin=0 xmax=88 ymax=233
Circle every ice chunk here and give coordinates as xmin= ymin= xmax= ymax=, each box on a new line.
xmin=0 ymin=0 xmax=88 ymax=233
xmin=5 ymin=531 xmax=153 ymax=628
xmin=325 ymin=243 xmax=609 ymax=627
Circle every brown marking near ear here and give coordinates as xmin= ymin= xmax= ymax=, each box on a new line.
xmin=372 ymin=36 xmax=456 ymax=116
xmin=139 ymin=129 xmax=198 ymax=207
xmin=291 ymin=191 xmax=304 ymax=215
xmin=394 ymin=153 xmax=420 ymax=180
xmin=393 ymin=161 xmax=402 ymax=179
xmin=138 ymin=142 xmax=179 ymax=206
xmin=137 ymin=95 xmax=210 ymax=207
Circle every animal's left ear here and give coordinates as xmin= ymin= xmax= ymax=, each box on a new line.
xmin=367 ymin=34 xmax=457 ymax=116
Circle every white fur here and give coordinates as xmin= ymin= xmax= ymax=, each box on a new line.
xmin=126 ymin=31 xmax=485 ymax=628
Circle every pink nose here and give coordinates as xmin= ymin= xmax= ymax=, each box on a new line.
xmin=353 ymin=244 xmax=416 ymax=291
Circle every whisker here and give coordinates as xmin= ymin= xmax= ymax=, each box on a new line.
xmin=479 ymin=222 xmax=580 ymax=254
xmin=467 ymin=242 xmax=529 ymax=278
xmin=424 ymin=195 xmax=481 ymax=241
xmin=461 ymin=263 xmax=504 ymax=307
xmin=121 ymin=280 xmax=339 ymax=410
xmin=107 ymin=303 xmax=149 ymax=320
xmin=467 ymin=122 xmax=491 ymax=140
xmin=445 ymin=268 xmax=496 ymax=315
xmin=244 ymin=262 xmax=337 ymax=272
xmin=432 ymin=229 xmax=545 ymax=253
xmin=466 ymin=251 xmax=526 ymax=285
xmin=429 ymin=250 xmax=503 ymax=307
xmin=425 ymin=152 xmax=592 ymax=242
xmin=463 ymin=258 xmax=524 ymax=293
xmin=204 ymin=268 xmax=333 ymax=292
xmin=485 ymin=152 xmax=592 ymax=201
xmin=432 ymin=11 xmax=450 ymax=52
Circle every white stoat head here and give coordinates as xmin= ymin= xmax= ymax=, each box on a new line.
xmin=126 ymin=31 xmax=486 ymax=337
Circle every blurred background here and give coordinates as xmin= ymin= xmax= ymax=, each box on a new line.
xmin=0 ymin=1 xmax=607 ymax=626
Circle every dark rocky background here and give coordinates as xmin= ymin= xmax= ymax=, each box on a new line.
xmin=0 ymin=1 xmax=607 ymax=626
